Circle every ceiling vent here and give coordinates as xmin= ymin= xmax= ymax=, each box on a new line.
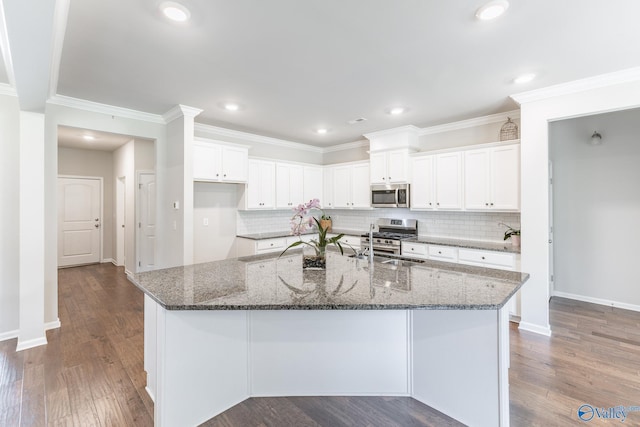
xmin=347 ymin=117 xmax=367 ymax=125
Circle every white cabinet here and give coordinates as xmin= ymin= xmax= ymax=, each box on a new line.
xmin=464 ymin=145 xmax=520 ymax=211
xmin=303 ymin=166 xmax=323 ymax=205
xmin=327 ymin=233 xmax=361 ymax=251
xmin=193 ymin=141 xmax=248 ymax=182
xmin=323 ymin=167 xmax=334 ymax=209
xmin=331 ymin=162 xmax=370 ymax=209
xmin=434 ymin=152 xmax=463 ymax=210
xmin=401 ymin=242 xmax=428 ymax=259
xmin=246 ymin=159 xmax=276 ymax=209
xmin=458 ymin=248 xmax=517 ymax=271
xmin=276 ymin=163 xmax=304 ymax=208
xmin=428 ymin=245 xmax=459 ymax=262
xmin=411 ymin=156 xmax=435 ymax=209
xmin=370 ymin=150 xmax=410 ymax=185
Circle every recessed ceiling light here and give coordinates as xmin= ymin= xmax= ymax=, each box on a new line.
xmin=316 ymin=128 xmax=328 ymax=135
xmin=82 ymin=135 xmax=95 ymax=141
xmin=514 ymin=73 xmax=536 ymax=84
xmin=476 ymin=0 xmax=509 ymax=21
xmin=161 ymin=2 xmax=191 ymax=22
xmin=389 ymin=107 xmax=406 ymax=115
xmin=224 ymin=103 xmax=240 ymax=112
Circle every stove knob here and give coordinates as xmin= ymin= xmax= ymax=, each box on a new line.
xmin=376 ymin=239 xmax=381 ymax=243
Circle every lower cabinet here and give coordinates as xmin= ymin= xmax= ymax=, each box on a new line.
xmin=326 ymin=234 xmax=361 ymax=252
xmin=237 ymin=234 xmax=319 ymax=257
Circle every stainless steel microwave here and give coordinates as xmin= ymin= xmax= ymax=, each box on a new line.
xmin=371 ymin=184 xmax=410 ymax=208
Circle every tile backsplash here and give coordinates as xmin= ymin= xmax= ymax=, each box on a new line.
xmin=237 ymin=208 xmax=520 ymax=243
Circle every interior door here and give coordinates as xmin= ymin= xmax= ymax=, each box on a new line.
xmin=58 ymin=177 xmax=101 ymax=267
xmin=138 ymin=172 xmax=156 ymax=272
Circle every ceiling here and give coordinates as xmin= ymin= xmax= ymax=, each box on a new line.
xmin=57 ymin=125 xmax=142 ymax=151
xmin=51 ymin=1 xmax=640 ymax=146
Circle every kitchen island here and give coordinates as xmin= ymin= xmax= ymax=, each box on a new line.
xmin=131 ymin=251 xmax=528 ymax=427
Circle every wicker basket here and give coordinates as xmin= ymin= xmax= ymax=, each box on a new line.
xmin=500 ymin=117 xmax=519 ymax=141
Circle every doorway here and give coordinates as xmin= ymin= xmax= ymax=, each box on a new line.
xmin=116 ymin=176 xmax=126 ymax=266
xmin=137 ymin=171 xmax=156 ymax=272
xmin=57 ymin=176 xmax=102 ymax=267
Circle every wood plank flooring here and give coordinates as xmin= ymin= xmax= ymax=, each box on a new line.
xmin=1 ymin=263 xmax=640 ymax=426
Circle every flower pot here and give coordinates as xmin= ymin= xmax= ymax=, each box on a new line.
xmin=319 ymin=219 xmax=332 ymax=232
xmin=510 ymin=235 xmax=521 ymax=247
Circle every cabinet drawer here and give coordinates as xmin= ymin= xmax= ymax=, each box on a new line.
xmin=401 ymin=242 xmax=428 ymax=259
xmin=256 ymin=238 xmax=286 ymax=252
xmin=428 ymin=245 xmax=458 ymax=262
xmin=328 ymin=234 xmax=361 ymax=249
xmin=459 ymin=248 xmax=516 ymax=270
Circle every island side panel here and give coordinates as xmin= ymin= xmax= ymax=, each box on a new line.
xmin=155 ymin=308 xmax=250 ymax=427
xmin=249 ymin=310 xmax=410 ymax=396
xmin=143 ymin=295 xmax=158 ymax=402
xmin=411 ymin=309 xmax=507 ymax=427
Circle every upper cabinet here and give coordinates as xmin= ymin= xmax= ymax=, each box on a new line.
xmin=303 ymin=166 xmax=324 ymax=206
xmin=246 ymin=159 xmax=276 ymax=209
xmin=331 ymin=162 xmax=370 ymax=209
xmin=369 ymin=150 xmax=411 ymax=184
xmin=193 ymin=141 xmax=248 ymax=183
xmin=464 ymin=144 xmax=520 ymax=211
xmin=411 ymin=152 xmax=463 ymax=210
xmin=276 ymin=163 xmax=304 ymax=208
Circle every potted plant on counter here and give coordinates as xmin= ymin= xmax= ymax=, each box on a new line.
xmin=500 ymin=223 xmax=521 ymax=247
xmin=281 ymin=199 xmax=345 ymax=269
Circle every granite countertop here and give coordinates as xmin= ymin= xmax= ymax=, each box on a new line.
xmin=406 ymin=236 xmax=521 ymax=254
xmin=237 ymin=228 xmax=366 ymax=240
xmin=130 ymin=251 xmax=529 ymax=311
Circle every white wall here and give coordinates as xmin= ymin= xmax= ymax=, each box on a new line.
xmin=0 ymin=94 xmax=20 ymax=338
xmin=550 ymin=108 xmax=640 ymax=307
xmin=517 ymin=78 xmax=640 ymax=336
xmin=193 ymin=183 xmax=240 ymax=263
xmin=58 ymin=147 xmax=114 ymax=262
xmin=419 ymin=119 xmax=520 ymax=151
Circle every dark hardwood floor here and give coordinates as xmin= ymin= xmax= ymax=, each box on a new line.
xmin=1 ymin=263 xmax=640 ymax=426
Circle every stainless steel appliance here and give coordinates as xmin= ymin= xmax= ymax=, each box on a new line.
xmin=370 ymin=184 xmax=410 ymax=208
xmin=360 ymin=218 xmax=418 ymax=256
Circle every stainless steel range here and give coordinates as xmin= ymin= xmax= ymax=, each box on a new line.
xmin=361 ymin=218 xmax=418 ymax=256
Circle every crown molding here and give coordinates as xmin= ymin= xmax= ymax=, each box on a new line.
xmin=194 ymin=122 xmax=324 ymax=154
xmin=363 ymin=125 xmax=420 ymax=139
xmin=510 ymin=67 xmax=640 ymax=105
xmin=48 ymin=0 xmax=69 ymax=98
xmin=162 ymin=104 xmax=203 ymax=122
xmin=323 ymin=139 xmax=369 ymax=153
xmin=0 ymin=83 xmax=16 ymax=97
xmin=419 ymin=110 xmax=520 ymax=136
xmin=47 ymin=95 xmax=165 ymax=124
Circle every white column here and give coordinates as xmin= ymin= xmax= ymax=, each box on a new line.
xmin=17 ymin=111 xmax=47 ymax=351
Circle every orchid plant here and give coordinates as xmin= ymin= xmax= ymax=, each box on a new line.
xmin=281 ymin=198 xmax=345 ymax=259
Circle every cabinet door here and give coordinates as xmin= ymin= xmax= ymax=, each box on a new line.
xmin=435 ymin=152 xmax=462 ymax=210
xmin=369 ymin=152 xmax=387 ymax=184
xmin=193 ymin=143 xmax=221 ymax=180
xmin=247 ymin=159 xmax=262 ymax=208
xmin=289 ymin=165 xmax=304 ymax=207
xmin=387 ymin=150 xmax=408 ymax=183
xmin=490 ymin=145 xmax=520 ymax=210
xmin=411 ymin=156 xmax=434 ymax=209
xmin=259 ymin=161 xmax=276 ymax=209
xmin=303 ymin=166 xmax=323 ymax=205
xmin=323 ymin=167 xmax=334 ymax=208
xmin=464 ymin=149 xmax=490 ymax=210
xmin=275 ymin=164 xmax=292 ymax=208
xmin=332 ymin=166 xmax=352 ymax=208
xmin=221 ymin=146 xmax=248 ymax=182
xmin=351 ymin=163 xmax=371 ymax=208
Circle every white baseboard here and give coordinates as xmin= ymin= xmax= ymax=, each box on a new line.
xmin=0 ymin=329 xmax=19 ymax=342
xmin=16 ymin=336 xmax=48 ymax=351
xmin=125 ymin=269 xmax=134 ymax=279
xmin=518 ymin=321 xmax=552 ymax=337
xmin=102 ymin=258 xmax=115 ymax=264
xmin=145 ymin=386 xmax=156 ymax=403
xmin=45 ymin=318 xmax=61 ymax=330
xmin=553 ymin=291 xmax=640 ymax=313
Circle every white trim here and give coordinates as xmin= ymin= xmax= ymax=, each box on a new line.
xmin=553 ymin=291 xmax=640 ymax=314
xmin=48 ymin=0 xmax=70 ymax=98
xmin=323 ymin=139 xmax=369 ymax=153
xmin=125 ymin=269 xmax=134 ymax=279
xmin=411 ymin=139 xmax=520 ymax=157
xmin=16 ymin=336 xmax=48 ymax=352
xmin=518 ymin=321 xmax=552 ymax=337
xmin=162 ymin=104 xmax=203 ymax=122
xmin=145 ymin=386 xmax=156 ymax=403
xmin=193 ymin=137 xmax=251 ymax=149
xmin=102 ymin=258 xmax=115 ymax=264
xmin=510 ymin=67 xmax=640 ymax=105
xmin=47 ymin=95 xmax=165 ymax=124
xmin=363 ymin=125 xmax=420 ymax=139
xmin=45 ymin=318 xmax=61 ymax=330
xmin=419 ymin=110 xmax=521 ymax=136
xmin=0 ymin=4 xmax=15 ymax=87
xmin=195 ymin=123 xmax=324 ymax=154
xmin=0 ymin=329 xmax=19 ymax=342
xmin=0 ymin=83 xmax=16 ymax=96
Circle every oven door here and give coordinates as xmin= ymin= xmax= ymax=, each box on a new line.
xmin=371 ymin=186 xmax=399 ymax=208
